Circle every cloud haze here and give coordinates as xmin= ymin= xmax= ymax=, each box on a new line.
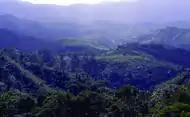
xmin=21 ymin=0 xmax=137 ymax=5
xmin=0 ymin=0 xmax=190 ymax=23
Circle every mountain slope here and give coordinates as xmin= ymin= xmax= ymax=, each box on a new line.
xmin=0 ymin=48 xmax=108 ymax=95
xmin=0 ymin=14 xmax=157 ymax=48
xmin=90 ymin=43 xmax=190 ymax=89
xmin=0 ymin=14 xmax=84 ymax=39
xmin=0 ymin=50 xmax=49 ymax=94
xmin=0 ymin=43 xmax=188 ymax=90
xmin=0 ymin=29 xmax=60 ymax=51
xmin=118 ymin=43 xmax=190 ymax=67
xmin=58 ymin=38 xmax=109 ymax=53
xmin=0 ymin=29 xmax=108 ymax=54
xmin=0 ymin=44 xmax=190 ymax=117
xmin=136 ymin=27 xmax=190 ymax=50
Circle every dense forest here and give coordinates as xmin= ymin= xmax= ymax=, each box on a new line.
xmin=0 ymin=42 xmax=190 ymax=117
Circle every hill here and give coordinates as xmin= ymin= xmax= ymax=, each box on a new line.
xmin=136 ymin=27 xmax=190 ymax=50
xmin=58 ymin=38 xmax=109 ymax=54
xmin=0 ymin=14 xmax=84 ymax=39
xmin=0 ymin=29 xmax=108 ymax=55
xmin=0 ymin=29 xmax=59 ymax=51
xmin=147 ymin=70 xmax=190 ymax=117
xmin=0 ymin=48 xmax=105 ymax=95
xmin=92 ymin=43 xmax=190 ymax=89
xmin=118 ymin=43 xmax=190 ymax=67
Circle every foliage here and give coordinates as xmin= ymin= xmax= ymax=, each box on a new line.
xmin=0 ymin=43 xmax=189 ymax=117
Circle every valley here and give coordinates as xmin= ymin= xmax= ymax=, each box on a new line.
xmin=0 ymin=0 xmax=190 ymax=117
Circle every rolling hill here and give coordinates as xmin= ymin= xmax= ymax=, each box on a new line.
xmin=0 ymin=42 xmax=189 ymax=91
xmin=0 ymin=28 xmax=109 ymax=54
xmin=92 ymin=43 xmax=190 ymax=89
xmin=0 ymin=14 xmax=84 ymax=39
xmin=0 ymin=29 xmax=59 ymax=51
xmin=136 ymin=27 xmax=190 ymax=50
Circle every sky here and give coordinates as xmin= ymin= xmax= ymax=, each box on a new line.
xmin=21 ymin=0 xmax=136 ymax=5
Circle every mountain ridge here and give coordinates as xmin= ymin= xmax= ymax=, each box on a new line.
xmin=1 ymin=0 xmax=190 ymax=23
xmin=136 ymin=27 xmax=190 ymax=50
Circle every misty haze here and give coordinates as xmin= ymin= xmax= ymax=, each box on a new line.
xmin=0 ymin=0 xmax=190 ymax=117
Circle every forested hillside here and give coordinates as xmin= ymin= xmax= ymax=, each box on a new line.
xmin=0 ymin=42 xmax=190 ymax=116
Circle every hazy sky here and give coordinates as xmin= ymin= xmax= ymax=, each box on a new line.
xmin=21 ymin=0 xmax=136 ymax=5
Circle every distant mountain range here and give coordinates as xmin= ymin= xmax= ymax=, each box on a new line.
xmin=0 ymin=14 xmax=160 ymax=48
xmin=0 ymin=14 xmax=85 ymax=39
xmin=0 ymin=28 xmax=108 ymax=54
xmin=1 ymin=14 xmax=190 ymax=51
xmin=1 ymin=0 xmax=190 ymax=24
